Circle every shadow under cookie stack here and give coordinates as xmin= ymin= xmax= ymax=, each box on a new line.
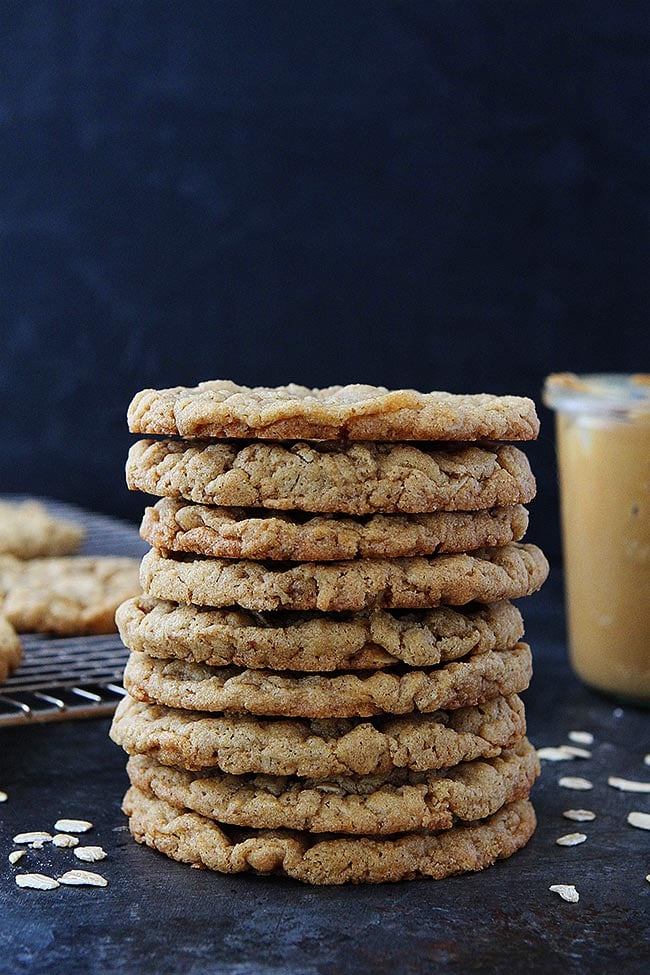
xmin=111 ymin=381 xmax=548 ymax=885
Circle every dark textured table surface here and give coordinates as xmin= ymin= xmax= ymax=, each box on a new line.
xmin=1 ymin=571 xmax=648 ymax=975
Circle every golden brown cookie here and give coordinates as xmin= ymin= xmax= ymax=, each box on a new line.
xmin=0 ymin=615 xmax=22 ymax=683
xmin=110 ymin=694 xmax=527 ymax=777
xmin=126 ymin=440 xmax=536 ymax=515
xmin=123 ymin=787 xmax=537 ymax=884
xmin=126 ymin=738 xmax=539 ymax=835
xmin=141 ymin=499 xmax=530 ymax=561
xmin=122 ymin=643 xmax=532 ymax=718
xmin=0 ymin=499 xmax=84 ymax=558
xmin=116 ymin=597 xmax=524 ymax=671
xmin=127 ymin=381 xmax=540 ymax=442
xmin=139 ymin=543 xmax=548 ymax=612
xmin=0 ymin=555 xmax=141 ymax=635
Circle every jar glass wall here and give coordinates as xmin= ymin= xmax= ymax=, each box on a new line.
xmin=544 ymin=374 xmax=650 ymax=704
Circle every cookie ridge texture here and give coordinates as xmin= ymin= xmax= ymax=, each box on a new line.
xmin=117 ymin=597 xmax=524 ymax=671
xmin=127 ymin=381 xmax=540 ymax=442
xmin=123 ymin=788 xmax=537 ymax=884
xmin=126 ymin=738 xmax=539 ymax=835
xmin=139 ymin=543 xmax=549 ymax=612
xmin=122 ymin=643 xmax=533 ymax=718
xmin=126 ymin=440 xmax=536 ymax=515
xmin=141 ymin=499 xmax=530 ymax=561
xmin=111 ymin=694 xmax=527 ymax=777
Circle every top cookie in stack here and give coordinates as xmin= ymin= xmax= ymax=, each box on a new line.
xmin=113 ymin=381 xmax=547 ymax=885
xmin=126 ymin=381 xmax=541 ymax=441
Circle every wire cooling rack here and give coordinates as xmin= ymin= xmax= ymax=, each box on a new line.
xmin=0 ymin=496 xmax=147 ymax=726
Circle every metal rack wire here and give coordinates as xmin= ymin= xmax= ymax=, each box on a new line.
xmin=0 ymin=496 xmax=147 ymax=726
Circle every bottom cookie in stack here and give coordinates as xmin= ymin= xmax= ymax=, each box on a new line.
xmin=123 ymin=789 xmax=536 ymax=885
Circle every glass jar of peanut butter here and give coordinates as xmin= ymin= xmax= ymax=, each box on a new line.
xmin=544 ymin=374 xmax=650 ymax=704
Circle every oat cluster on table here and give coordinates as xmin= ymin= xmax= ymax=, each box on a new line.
xmin=111 ymin=379 xmax=548 ymax=884
xmin=8 ymin=816 xmax=109 ymax=890
xmin=537 ymin=724 xmax=650 ymax=900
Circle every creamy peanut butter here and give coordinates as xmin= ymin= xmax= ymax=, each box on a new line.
xmin=544 ymin=374 xmax=650 ymax=703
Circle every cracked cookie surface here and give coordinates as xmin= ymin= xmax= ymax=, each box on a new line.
xmin=139 ymin=543 xmax=548 ymax=612
xmin=127 ymin=440 xmax=536 ymax=515
xmin=141 ymin=499 xmax=529 ymax=561
xmin=128 ymin=381 xmax=540 ymax=442
xmin=123 ymin=643 xmax=532 ymax=718
xmin=126 ymin=738 xmax=538 ymax=835
xmin=110 ymin=694 xmax=527 ymax=776
xmin=0 ymin=500 xmax=84 ymax=559
xmin=0 ymin=555 xmax=141 ymax=635
xmin=123 ymin=788 xmax=537 ymax=884
xmin=117 ymin=597 xmax=524 ymax=671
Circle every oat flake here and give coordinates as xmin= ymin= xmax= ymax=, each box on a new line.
xmin=537 ymin=747 xmax=574 ymax=762
xmin=608 ymin=776 xmax=650 ymax=794
xmin=15 ymin=873 xmax=59 ymax=891
xmin=568 ymin=731 xmax=594 ymax=746
xmin=556 ymin=833 xmax=587 ymax=846
xmin=8 ymin=851 xmax=25 ymax=865
xmin=562 ymin=809 xmax=596 ymax=822
xmin=13 ymin=832 xmax=52 ymax=845
xmin=549 ymin=884 xmax=579 ymax=903
xmin=53 ymin=819 xmax=93 ymax=833
xmin=52 ymin=834 xmax=79 ymax=848
xmin=558 ymin=777 xmax=593 ymax=791
xmin=538 ymin=745 xmax=591 ymax=761
xmin=74 ymin=846 xmax=106 ymax=863
xmin=0 ymin=790 xmax=7 ymax=803
xmin=627 ymin=812 xmax=650 ymax=831
xmin=58 ymin=869 xmax=107 ymax=887
xmin=560 ymin=746 xmax=592 ymax=759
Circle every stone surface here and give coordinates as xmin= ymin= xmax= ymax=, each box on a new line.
xmin=0 ymin=574 xmax=648 ymax=972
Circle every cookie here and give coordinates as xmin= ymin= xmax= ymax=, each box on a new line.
xmin=0 ymin=499 xmax=84 ymax=559
xmin=0 ymin=555 xmax=141 ymax=635
xmin=139 ymin=543 xmax=548 ymax=613
xmin=110 ymin=694 xmax=526 ymax=778
xmin=126 ymin=738 xmax=538 ymax=835
xmin=117 ymin=597 xmax=524 ymax=672
xmin=0 ymin=615 xmax=22 ymax=683
xmin=141 ymin=499 xmax=530 ymax=562
xmin=126 ymin=440 xmax=536 ymax=515
xmin=127 ymin=381 xmax=540 ymax=442
xmin=122 ymin=643 xmax=532 ymax=718
xmin=111 ymin=694 xmax=527 ymax=776
xmin=123 ymin=788 xmax=537 ymax=884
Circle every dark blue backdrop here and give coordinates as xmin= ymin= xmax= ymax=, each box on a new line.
xmin=2 ymin=1 xmax=648 ymax=560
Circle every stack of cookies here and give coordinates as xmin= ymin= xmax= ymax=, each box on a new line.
xmin=111 ymin=381 xmax=548 ymax=885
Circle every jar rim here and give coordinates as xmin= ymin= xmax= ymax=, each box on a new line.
xmin=543 ymin=373 xmax=650 ymax=416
